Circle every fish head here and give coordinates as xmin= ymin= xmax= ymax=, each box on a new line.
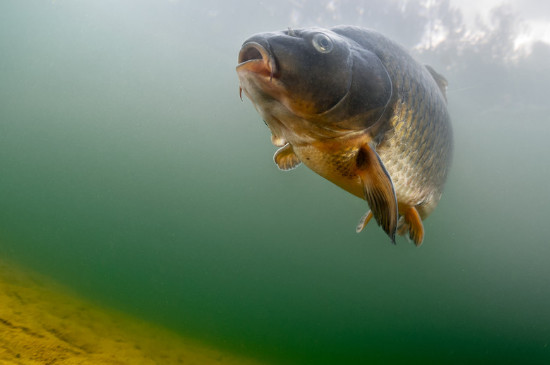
xmin=237 ymin=28 xmax=353 ymax=118
xmin=236 ymin=27 xmax=393 ymax=142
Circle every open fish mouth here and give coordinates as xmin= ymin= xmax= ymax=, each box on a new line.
xmin=237 ymin=42 xmax=277 ymax=80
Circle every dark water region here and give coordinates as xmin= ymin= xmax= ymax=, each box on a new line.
xmin=1 ymin=0 xmax=550 ymax=364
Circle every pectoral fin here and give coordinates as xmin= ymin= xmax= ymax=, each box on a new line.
xmin=271 ymin=134 xmax=287 ymax=147
xmin=274 ymin=144 xmax=301 ymax=171
xmin=356 ymin=144 xmax=398 ymax=243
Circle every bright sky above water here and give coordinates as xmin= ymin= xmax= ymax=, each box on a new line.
xmin=449 ymin=0 xmax=550 ymax=47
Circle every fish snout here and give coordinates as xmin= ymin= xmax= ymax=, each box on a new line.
xmin=237 ymin=42 xmax=277 ymax=80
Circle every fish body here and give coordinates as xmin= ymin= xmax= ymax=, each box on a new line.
xmin=236 ymin=26 xmax=453 ymax=245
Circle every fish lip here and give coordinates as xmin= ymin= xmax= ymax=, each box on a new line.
xmin=236 ymin=42 xmax=277 ymax=79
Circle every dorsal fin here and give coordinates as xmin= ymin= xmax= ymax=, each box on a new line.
xmin=425 ymin=65 xmax=448 ymax=102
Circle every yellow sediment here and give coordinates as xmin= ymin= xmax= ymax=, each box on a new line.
xmin=0 ymin=259 xmax=265 ymax=365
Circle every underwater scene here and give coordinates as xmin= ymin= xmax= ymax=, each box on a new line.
xmin=1 ymin=0 xmax=549 ymax=364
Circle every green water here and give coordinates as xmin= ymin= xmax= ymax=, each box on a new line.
xmin=1 ymin=1 xmax=550 ymax=364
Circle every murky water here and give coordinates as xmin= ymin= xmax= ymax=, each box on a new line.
xmin=1 ymin=1 xmax=549 ymax=364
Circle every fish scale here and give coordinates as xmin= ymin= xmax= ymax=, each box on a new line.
xmin=377 ymin=53 xmax=452 ymax=218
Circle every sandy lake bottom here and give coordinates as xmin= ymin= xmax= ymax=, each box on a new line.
xmin=0 ymin=259 xmax=264 ymax=365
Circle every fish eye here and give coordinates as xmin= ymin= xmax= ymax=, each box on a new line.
xmin=312 ymin=33 xmax=333 ymax=53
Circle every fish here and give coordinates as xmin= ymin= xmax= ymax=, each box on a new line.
xmin=236 ymin=26 xmax=453 ymax=246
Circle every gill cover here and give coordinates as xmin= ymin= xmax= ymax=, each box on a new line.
xmin=329 ymin=44 xmax=393 ymax=131
xmin=269 ymin=29 xmax=393 ymax=129
xmin=278 ymin=31 xmax=394 ymax=131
